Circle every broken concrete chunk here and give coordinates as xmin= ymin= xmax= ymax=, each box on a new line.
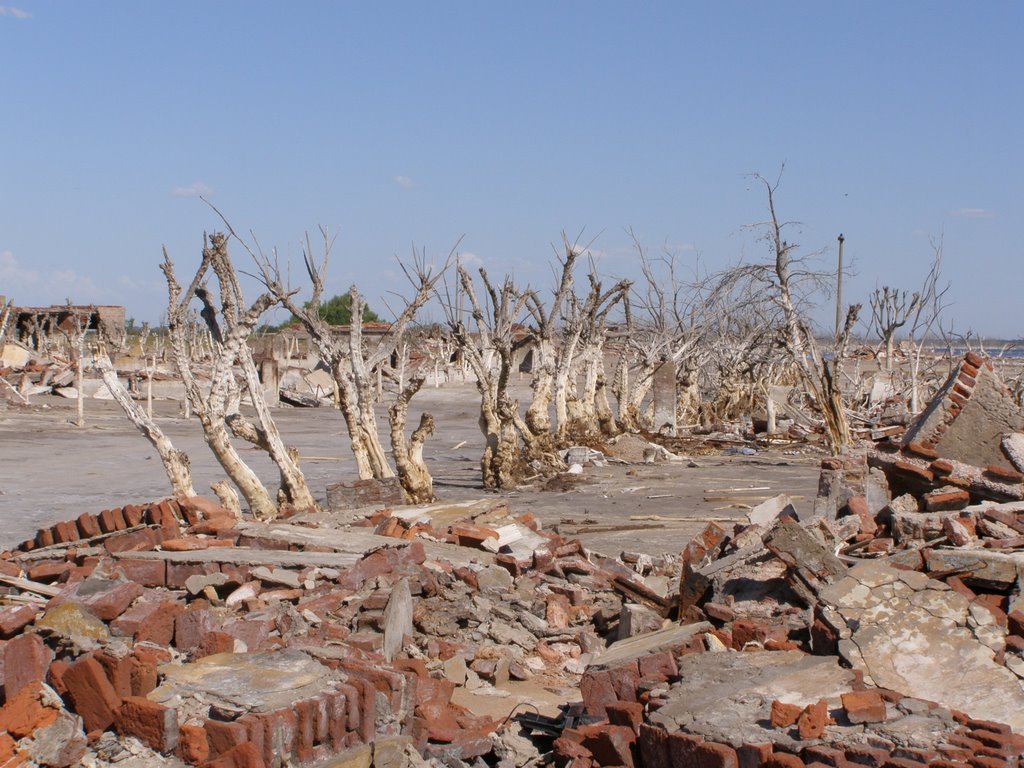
xmin=818 ymin=559 xmax=1024 ymax=731
xmin=747 ymin=494 xmax=797 ymax=527
xmin=382 ymin=577 xmax=414 ymax=662
xmin=764 ymin=518 xmax=846 ymax=584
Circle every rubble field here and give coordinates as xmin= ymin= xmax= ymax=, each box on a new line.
xmin=0 ymin=353 xmax=1023 ymax=768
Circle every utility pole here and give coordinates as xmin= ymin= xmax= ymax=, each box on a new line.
xmin=835 ymin=233 xmax=845 ymax=341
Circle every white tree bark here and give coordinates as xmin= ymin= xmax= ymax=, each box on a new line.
xmin=95 ymin=354 xmax=196 ymax=498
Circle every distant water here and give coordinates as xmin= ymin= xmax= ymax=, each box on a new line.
xmin=933 ymin=346 xmax=1024 ymax=359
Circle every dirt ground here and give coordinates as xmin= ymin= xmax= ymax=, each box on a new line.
xmin=0 ymin=381 xmax=822 ymax=555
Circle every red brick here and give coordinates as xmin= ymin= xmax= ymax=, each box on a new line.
xmin=147 ymin=501 xmax=182 ymax=540
xmin=0 ymin=605 xmax=37 ymax=639
xmin=845 ymin=496 xmax=878 ymax=536
xmin=968 ymin=719 xmax=1012 ymax=735
xmin=771 ymin=700 xmax=803 ymax=728
xmin=167 ymin=561 xmax=220 ymax=590
xmin=112 ymin=557 xmax=166 ymax=587
xmin=237 ymin=713 xmax=266 ymax=763
xmin=580 ymin=669 xmax=618 ymax=717
xmin=4 ymin=632 xmax=52 ymax=699
xmin=924 ymin=488 xmax=971 ymax=512
xmin=893 ymin=460 xmax=934 ymax=483
xmin=797 ymin=699 xmax=829 ymax=740
xmin=841 ymin=690 xmax=886 ymax=724
xmin=967 ymin=757 xmax=1008 ymax=768
xmin=34 ymin=527 xmax=55 ymax=548
xmin=882 ymin=758 xmax=924 ymax=768
xmin=129 ymin=646 xmax=169 ymax=697
xmin=738 ymin=743 xmax=775 ymax=768
xmin=122 ymin=504 xmax=145 ymax=527
xmin=197 ymin=631 xmax=235 ymax=658
xmin=844 ymin=746 xmax=893 ymax=767
xmin=802 ymin=745 xmax=846 ymax=766
xmin=96 ymin=650 xmax=134 ymax=698
xmin=97 ymin=507 xmax=127 ymax=533
xmin=0 ymin=681 xmax=59 ymax=738
xmin=76 ymin=513 xmax=102 ymax=539
xmin=607 ymin=701 xmax=645 ymax=735
xmin=733 ymin=618 xmax=772 ymax=650
xmin=606 ymin=661 xmax=641 ymax=702
xmin=111 ymin=598 xmax=183 ymax=645
xmin=178 ymin=722 xmax=209 ymax=764
xmin=580 ymin=724 xmax=638 ymax=768
xmin=965 ymin=351 xmax=985 ymax=368
xmin=985 ymin=464 xmax=1024 ymax=483
xmin=206 ymin=741 xmax=266 ymax=768
xmin=27 ymin=560 xmax=70 ymax=583
xmin=53 ymin=520 xmax=79 ymax=544
xmin=295 ymin=698 xmax=318 ymax=762
xmin=63 ymin=655 xmax=122 ymax=733
xmin=891 ymin=747 xmax=940 ymax=764
xmin=176 ymin=495 xmax=231 ymax=524
xmin=116 ymin=696 xmax=179 ymax=753
xmin=205 ymin=718 xmax=248 ymax=758
xmin=767 ymin=753 xmax=806 ymax=768
xmin=638 ymin=650 xmax=678 ymax=681
xmin=638 ymin=729 xmax=671 ymax=768
xmin=55 ymin=577 xmax=144 ymax=621
xmin=103 ymin=526 xmax=161 ymax=554
xmin=46 ymin=658 xmax=70 ymax=697
xmin=175 ymin=604 xmax=216 ymax=651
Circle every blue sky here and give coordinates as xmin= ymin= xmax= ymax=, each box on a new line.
xmin=1 ymin=2 xmax=1020 ymax=336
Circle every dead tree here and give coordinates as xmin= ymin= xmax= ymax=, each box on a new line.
xmin=162 ymin=233 xmax=317 ymax=519
xmin=94 ymin=354 xmax=196 ymax=498
xmin=522 ymin=236 xmax=629 ymax=445
xmin=869 ymin=286 xmax=922 ymax=369
xmin=255 ymin=229 xmax=447 ymax=503
xmin=905 ymin=236 xmax=952 ymax=413
xmin=442 ymin=264 xmax=538 ymax=488
xmin=733 ymin=171 xmax=859 ymax=450
xmin=389 ymin=374 xmax=435 ymax=502
xmin=614 ymin=236 xmax=712 ymax=431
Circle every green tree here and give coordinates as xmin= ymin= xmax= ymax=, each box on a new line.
xmin=280 ymin=293 xmax=382 ymax=329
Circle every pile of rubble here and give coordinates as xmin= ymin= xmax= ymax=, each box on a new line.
xmin=2 ymin=352 xmax=1023 ymax=768
xmin=556 ymin=355 xmax=1024 ymax=768
xmin=0 ymin=486 xmax=689 ymax=767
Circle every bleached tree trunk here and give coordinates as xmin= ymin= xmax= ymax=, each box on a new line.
xmin=257 ymin=232 xmax=447 ymax=488
xmin=162 ymin=233 xmax=317 ymax=520
xmin=95 ymin=354 xmax=196 ymax=498
xmin=389 ymin=374 xmax=435 ymax=503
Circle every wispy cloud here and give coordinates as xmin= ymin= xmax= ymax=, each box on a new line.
xmin=0 ymin=6 xmax=31 ymax=19
xmin=173 ymin=181 xmax=214 ymax=198
xmin=948 ymin=207 xmax=994 ymax=219
xmin=394 ymin=176 xmax=414 ymax=189
xmin=0 ymin=250 xmax=99 ymax=303
xmin=0 ymin=249 xmax=38 ymax=284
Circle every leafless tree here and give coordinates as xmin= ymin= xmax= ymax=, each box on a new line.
xmin=905 ymin=236 xmax=952 ymax=413
xmin=162 ymin=232 xmax=317 ymax=519
xmin=868 ymin=286 xmax=922 ymax=369
xmin=724 ymin=170 xmax=860 ymax=449
xmin=522 ymin=235 xmax=629 ymax=444
xmin=253 ymin=229 xmax=449 ymax=503
xmin=441 ymin=263 xmax=538 ymax=488
xmin=94 ymin=353 xmax=195 ymax=499
xmin=614 ymin=235 xmax=713 ymax=431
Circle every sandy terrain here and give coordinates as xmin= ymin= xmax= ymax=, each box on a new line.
xmin=0 ymin=381 xmax=822 ymax=555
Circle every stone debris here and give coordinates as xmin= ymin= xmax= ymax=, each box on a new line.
xmin=2 ymin=351 xmax=1024 ymax=768
xmin=0 ymin=489 xmax=691 ymax=767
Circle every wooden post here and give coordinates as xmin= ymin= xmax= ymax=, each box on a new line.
xmin=147 ymin=355 xmax=154 ymax=419
xmin=835 ymin=233 xmax=845 ymax=341
xmin=76 ymin=348 xmax=84 ymax=428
